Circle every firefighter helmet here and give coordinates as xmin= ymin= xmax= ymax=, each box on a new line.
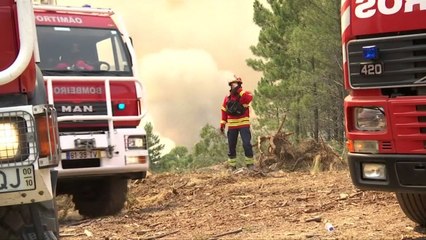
xmin=228 ymin=75 xmax=243 ymax=86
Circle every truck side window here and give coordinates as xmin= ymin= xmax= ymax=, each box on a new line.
xmin=97 ymin=38 xmax=114 ymax=71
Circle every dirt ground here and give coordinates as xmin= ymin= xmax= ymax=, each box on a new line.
xmin=57 ymin=166 xmax=426 ymax=239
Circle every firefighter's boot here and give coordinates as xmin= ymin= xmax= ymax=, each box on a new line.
xmin=227 ymin=158 xmax=237 ymax=171
xmin=245 ymin=157 xmax=255 ymax=170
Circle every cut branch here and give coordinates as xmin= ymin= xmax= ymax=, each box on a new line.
xmin=210 ymin=228 xmax=243 ymax=239
xmin=141 ymin=230 xmax=179 ymax=240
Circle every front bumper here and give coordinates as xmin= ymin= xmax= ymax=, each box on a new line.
xmin=57 ymin=164 xmax=147 ymax=179
xmin=349 ymin=153 xmax=426 ymax=192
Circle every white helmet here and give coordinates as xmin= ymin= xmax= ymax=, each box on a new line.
xmin=227 ymin=75 xmax=242 ymax=86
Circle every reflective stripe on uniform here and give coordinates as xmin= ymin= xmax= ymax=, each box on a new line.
xmin=245 ymin=157 xmax=255 ymax=164
xmin=227 ymin=158 xmax=237 ymax=166
xmin=228 ymin=117 xmax=249 ymax=123
xmin=228 ymin=120 xmax=250 ymax=127
xmin=227 ymin=118 xmax=250 ymax=126
xmin=239 ymin=90 xmax=246 ymax=97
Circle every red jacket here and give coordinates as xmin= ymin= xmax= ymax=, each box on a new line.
xmin=55 ymin=60 xmax=94 ymax=70
xmin=221 ymin=87 xmax=253 ymax=129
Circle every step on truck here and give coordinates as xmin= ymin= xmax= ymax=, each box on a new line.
xmin=0 ymin=0 xmax=61 ymax=239
xmin=33 ymin=4 xmax=149 ymax=217
xmin=341 ymin=0 xmax=426 ymax=225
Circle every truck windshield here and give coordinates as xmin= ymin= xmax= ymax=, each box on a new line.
xmin=36 ymin=26 xmax=132 ymax=76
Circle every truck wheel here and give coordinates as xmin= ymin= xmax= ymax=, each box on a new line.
xmin=396 ymin=192 xmax=426 ymax=226
xmin=0 ymin=200 xmax=59 ymax=240
xmin=73 ymin=177 xmax=128 ymax=218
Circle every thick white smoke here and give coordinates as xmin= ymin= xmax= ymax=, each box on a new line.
xmin=140 ymin=49 xmax=231 ymax=147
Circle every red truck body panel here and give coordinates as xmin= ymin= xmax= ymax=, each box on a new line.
xmin=342 ymin=0 xmax=426 ymax=90
xmin=349 ymin=0 xmax=426 ymax=36
xmin=46 ymin=79 xmax=140 ymax=129
xmin=0 ymin=0 xmax=35 ymax=95
xmin=342 ymin=0 xmax=426 ymax=153
xmin=35 ymin=11 xmax=116 ymax=29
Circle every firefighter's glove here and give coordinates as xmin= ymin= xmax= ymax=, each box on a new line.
xmin=220 ymin=125 xmax=225 ymax=135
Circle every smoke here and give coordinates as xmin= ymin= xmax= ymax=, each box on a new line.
xmin=57 ymin=0 xmax=262 ymax=149
xmin=140 ymin=49 xmax=232 ymax=147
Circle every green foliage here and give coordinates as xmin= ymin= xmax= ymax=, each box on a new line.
xmin=156 ymin=146 xmax=193 ymax=172
xmin=156 ymin=124 xmax=229 ymax=172
xmin=248 ymin=0 xmax=344 ymax=146
xmin=144 ymin=122 xmax=165 ymax=172
xmin=191 ymin=124 xmax=228 ymax=169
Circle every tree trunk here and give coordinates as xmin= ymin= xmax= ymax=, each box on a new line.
xmin=311 ymin=57 xmax=319 ymax=142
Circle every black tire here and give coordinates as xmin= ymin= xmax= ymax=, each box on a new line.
xmin=73 ymin=177 xmax=128 ymax=218
xmin=396 ymin=192 xmax=426 ymax=226
xmin=0 ymin=200 xmax=59 ymax=240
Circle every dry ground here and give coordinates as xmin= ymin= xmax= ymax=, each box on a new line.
xmin=57 ymin=166 xmax=426 ymax=239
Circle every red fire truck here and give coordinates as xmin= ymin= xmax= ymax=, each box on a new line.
xmin=342 ymin=0 xmax=426 ymax=225
xmin=33 ymin=4 xmax=149 ymax=217
xmin=0 ymin=0 xmax=60 ymax=238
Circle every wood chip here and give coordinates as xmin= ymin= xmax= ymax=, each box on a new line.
xmin=84 ymin=229 xmax=93 ymax=237
xmin=305 ymin=216 xmax=322 ymax=222
xmin=140 ymin=230 xmax=179 ymax=240
xmin=240 ymin=202 xmax=256 ymax=209
xmin=349 ymin=192 xmax=363 ymax=198
xmin=339 ymin=193 xmax=349 ymax=200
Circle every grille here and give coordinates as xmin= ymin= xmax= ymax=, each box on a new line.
xmin=381 ymin=141 xmax=393 ymax=150
xmin=390 ymin=100 xmax=426 ymax=153
xmin=0 ymin=111 xmax=37 ymax=167
xmin=347 ymin=33 xmax=426 ymax=89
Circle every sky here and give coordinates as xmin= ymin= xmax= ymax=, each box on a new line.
xmin=56 ymin=0 xmax=262 ymax=152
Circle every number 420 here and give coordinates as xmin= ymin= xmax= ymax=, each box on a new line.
xmin=360 ymin=63 xmax=383 ymax=76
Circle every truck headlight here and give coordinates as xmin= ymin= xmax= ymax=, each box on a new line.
xmin=354 ymin=107 xmax=386 ymax=131
xmin=126 ymin=135 xmax=147 ymax=150
xmin=0 ymin=116 xmax=30 ymax=162
xmin=362 ymin=163 xmax=386 ymax=180
xmin=0 ymin=122 xmax=20 ymax=160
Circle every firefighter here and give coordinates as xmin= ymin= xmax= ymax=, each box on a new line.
xmin=220 ymin=75 xmax=255 ymax=170
xmin=56 ymin=43 xmax=94 ymax=70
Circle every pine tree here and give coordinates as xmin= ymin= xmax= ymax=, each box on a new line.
xmin=247 ymin=0 xmax=344 ymax=145
xmin=158 ymin=146 xmax=192 ymax=172
xmin=144 ymin=122 xmax=165 ymax=171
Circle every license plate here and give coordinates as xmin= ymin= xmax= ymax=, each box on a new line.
xmin=0 ymin=166 xmax=35 ymax=193
xmin=360 ymin=62 xmax=383 ymax=76
xmin=65 ymin=150 xmax=101 ymax=160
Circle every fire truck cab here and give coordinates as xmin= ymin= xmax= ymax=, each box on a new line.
xmin=342 ymin=0 xmax=426 ymax=225
xmin=34 ymin=4 xmax=149 ymax=217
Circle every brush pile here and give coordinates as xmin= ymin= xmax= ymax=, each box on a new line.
xmin=255 ymin=117 xmax=345 ymax=172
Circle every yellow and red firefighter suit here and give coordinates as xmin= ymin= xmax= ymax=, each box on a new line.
xmin=220 ymin=87 xmax=254 ymax=168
